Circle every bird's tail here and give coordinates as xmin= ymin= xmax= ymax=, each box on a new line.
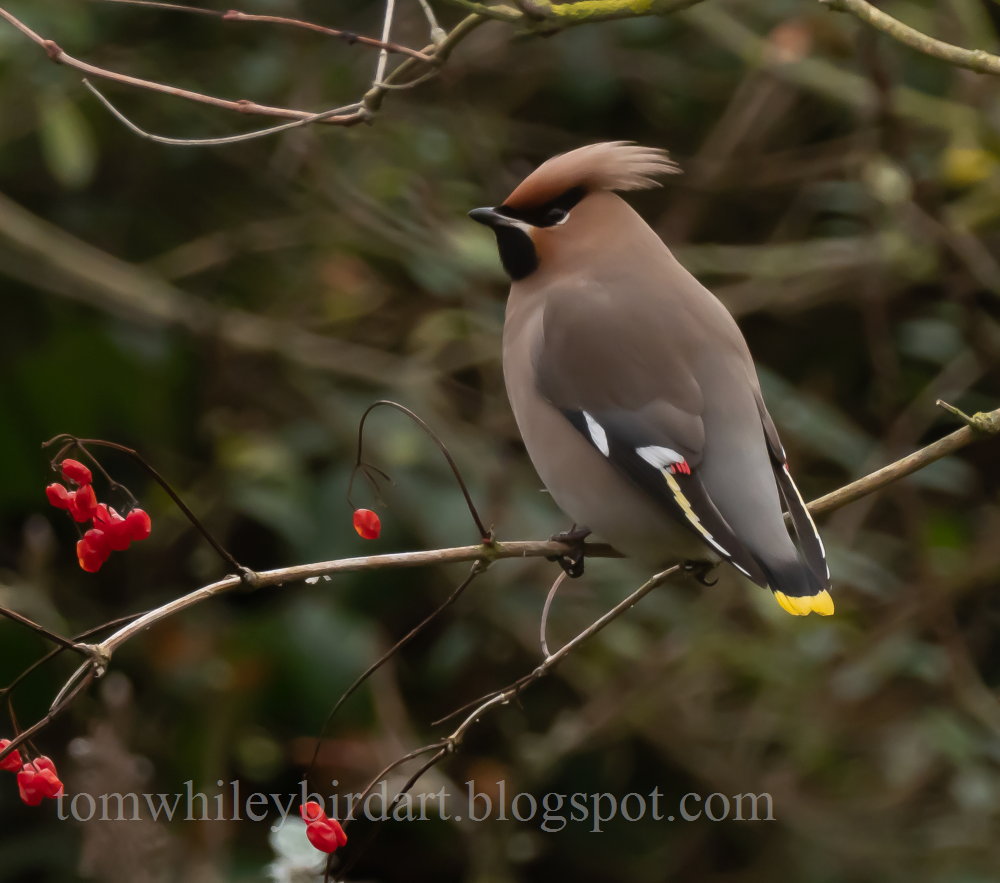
xmin=758 ymin=556 xmax=834 ymax=616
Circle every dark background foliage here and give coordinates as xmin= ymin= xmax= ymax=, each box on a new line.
xmin=1 ymin=1 xmax=999 ymax=881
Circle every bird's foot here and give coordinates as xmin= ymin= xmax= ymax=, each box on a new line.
xmin=547 ymin=525 xmax=591 ymax=579
xmin=683 ymin=559 xmax=719 ymax=586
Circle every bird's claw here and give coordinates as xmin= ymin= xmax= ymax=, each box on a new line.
xmin=683 ymin=559 xmax=718 ymax=586
xmin=547 ymin=525 xmax=591 ymax=579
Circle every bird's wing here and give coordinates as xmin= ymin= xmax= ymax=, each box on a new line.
xmin=534 ymin=282 xmax=770 ymax=585
xmin=753 ymin=390 xmax=830 ymax=588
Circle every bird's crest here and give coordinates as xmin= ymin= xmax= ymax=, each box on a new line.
xmin=503 ymin=141 xmax=680 ymax=210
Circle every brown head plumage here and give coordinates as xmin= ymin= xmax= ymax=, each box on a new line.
xmin=469 ymin=141 xmax=681 ymax=281
xmin=503 ymin=141 xmax=680 ymax=210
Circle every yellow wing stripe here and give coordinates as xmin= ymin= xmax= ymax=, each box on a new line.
xmin=773 ymin=589 xmax=835 ymax=616
xmin=664 ymin=472 xmax=720 ymax=547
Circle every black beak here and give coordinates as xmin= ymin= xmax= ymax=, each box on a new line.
xmin=468 ymin=206 xmax=505 ymax=228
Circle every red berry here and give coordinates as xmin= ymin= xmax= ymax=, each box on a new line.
xmin=17 ymin=756 xmax=63 ymax=805
xmin=32 ymin=756 xmax=56 ymax=775
xmin=299 ymin=801 xmax=326 ymax=823
xmin=45 ymin=483 xmax=71 ymax=510
xmin=352 ymin=508 xmax=381 ymax=540
xmin=17 ymin=769 xmax=45 ymax=806
xmin=77 ymin=531 xmax=110 ymax=573
xmin=67 ymin=484 xmax=98 ymax=522
xmin=0 ymin=739 xmax=22 ymax=772
xmin=93 ymin=504 xmax=132 ymax=551
xmin=60 ymin=459 xmax=92 ymax=486
xmin=306 ymin=818 xmax=348 ymax=853
xmin=83 ymin=528 xmax=111 ymax=558
xmin=125 ymin=508 xmax=152 ymax=542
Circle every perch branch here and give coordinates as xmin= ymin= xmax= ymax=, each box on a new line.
xmin=91 ymin=401 xmax=1000 ymax=660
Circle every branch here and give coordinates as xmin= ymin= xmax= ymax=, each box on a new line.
xmin=0 ymin=8 xmax=362 ymax=125
xmin=820 ymin=0 xmax=1000 ymax=76
xmin=445 ymin=0 xmax=705 ymax=26
xmin=218 ymin=10 xmax=433 ymax=63
xmin=91 ymin=539 xmax=621 ymax=658
xmin=89 ymin=401 xmax=1000 ymax=661
xmin=807 ymin=402 xmax=1000 ymax=516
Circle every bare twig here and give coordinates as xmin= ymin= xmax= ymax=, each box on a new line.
xmin=0 ymin=607 xmax=89 ymax=657
xmin=444 ymin=0 xmax=706 ymax=25
xmin=83 ymin=80 xmax=365 ymax=148
xmin=351 ymin=401 xmax=493 ymax=542
xmin=0 ymin=8 xmax=362 ymax=125
xmin=307 ymin=563 xmax=485 ymax=776
xmin=539 ymin=570 xmax=567 ymax=658
xmin=93 ymin=0 xmax=433 ymax=60
xmin=416 ymin=0 xmax=447 ymax=43
xmin=0 ymin=667 xmax=95 ymax=760
xmin=220 ymin=9 xmax=432 ymax=62
xmin=807 ymin=403 xmax=1000 ymax=516
xmin=374 ymin=0 xmax=399 ymax=86
xmin=820 ymin=0 xmax=1000 ymax=75
xmin=93 ymin=539 xmax=619 ymax=659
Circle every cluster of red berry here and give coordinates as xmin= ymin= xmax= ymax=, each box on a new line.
xmin=46 ymin=459 xmax=151 ymax=572
xmin=0 ymin=739 xmax=64 ymax=806
xmin=299 ymin=801 xmax=349 ymax=853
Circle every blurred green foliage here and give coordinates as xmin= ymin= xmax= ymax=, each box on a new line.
xmin=0 ymin=1 xmax=999 ymax=881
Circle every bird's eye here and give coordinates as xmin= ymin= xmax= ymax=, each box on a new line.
xmin=544 ymin=208 xmax=569 ymax=226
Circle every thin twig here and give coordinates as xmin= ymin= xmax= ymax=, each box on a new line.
xmin=352 ymin=401 xmax=493 ymax=542
xmin=539 ymin=570 xmax=567 ymax=658
xmin=334 ymin=745 xmax=449 ymax=880
xmin=0 ymin=668 xmax=95 ymax=759
xmin=820 ymin=0 xmax=1000 ymax=75
xmin=0 ymin=607 xmax=88 ymax=657
xmin=416 ymin=0 xmax=447 ymax=43
xmin=84 ymin=80 xmax=365 ymax=147
xmin=375 ymin=0 xmax=399 ymax=85
xmin=307 ymin=563 xmax=484 ymax=776
xmin=807 ymin=403 xmax=1000 ymax=516
xmin=0 ymin=8 xmax=361 ymax=125
xmin=92 ymin=0 xmax=433 ymax=60
xmin=221 ymin=10 xmax=432 ymax=62
xmin=91 ymin=0 xmax=217 ymax=14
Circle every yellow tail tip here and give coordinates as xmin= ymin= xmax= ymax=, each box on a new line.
xmin=773 ymin=589 xmax=835 ymax=616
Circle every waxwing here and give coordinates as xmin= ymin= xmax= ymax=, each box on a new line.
xmin=470 ymin=142 xmax=832 ymax=616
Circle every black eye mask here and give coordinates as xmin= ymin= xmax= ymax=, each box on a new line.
xmin=496 ymin=186 xmax=587 ymax=228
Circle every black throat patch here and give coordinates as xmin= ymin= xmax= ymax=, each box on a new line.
xmin=494 ymin=227 xmax=538 ymax=281
xmin=492 ymin=186 xmax=587 ymax=281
